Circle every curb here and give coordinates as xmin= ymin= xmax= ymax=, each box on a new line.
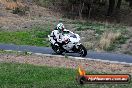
xmin=3 ymin=49 xmax=132 ymax=65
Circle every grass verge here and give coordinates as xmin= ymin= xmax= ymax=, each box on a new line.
xmin=74 ymin=20 xmax=129 ymax=52
xmin=0 ymin=62 xmax=131 ymax=88
xmin=0 ymin=21 xmax=130 ymax=54
xmin=74 ymin=21 xmax=126 ymax=34
xmin=0 ymin=26 xmax=51 ymax=47
xmin=0 ymin=50 xmax=32 ymax=56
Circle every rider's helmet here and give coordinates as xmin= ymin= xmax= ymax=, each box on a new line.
xmin=57 ymin=23 xmax=65 ymax=33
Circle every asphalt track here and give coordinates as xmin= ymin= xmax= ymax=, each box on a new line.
xmin=0 ymin=44 xmax=132 ymax=64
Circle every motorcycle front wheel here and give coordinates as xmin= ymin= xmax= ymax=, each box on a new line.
xmin=78 ymin=44 xmax=87 ymax=57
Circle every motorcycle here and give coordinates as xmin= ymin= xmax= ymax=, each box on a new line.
xmin=48 ymin=31 xmax=87 ymax=57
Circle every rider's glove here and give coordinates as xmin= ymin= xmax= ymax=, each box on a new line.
xmin=58 ymin=39 xmax=62 ymax=43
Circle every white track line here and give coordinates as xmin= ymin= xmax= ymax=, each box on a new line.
xmin=3 ymin=49 xmax=132 ymax=65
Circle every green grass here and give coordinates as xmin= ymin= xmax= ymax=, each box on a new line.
xmin=105 ymin=27 xmax=129 ymax=51
xmin=0 ymin=26 xmax=51 ymax=47
xmin=33 ymin=0 xmax=53 ymax=7
xmin=74 ymin=21 xmax=127 ymax=34
xmin=106 ymin=35 xmax=129 ymax=51
xmin=0 ymin=62 xmax=131 ymax=88
xmin=0 ymin=50 xmax=32 ymax=56
xmin=73 ymin=20 xmax=130 ymax=52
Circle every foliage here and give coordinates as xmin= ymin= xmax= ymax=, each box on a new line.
xmin=12 ymin=6 xmax=29 ymax=15
xmin=106 ymin=35 xmax=129 ymax=51
xmin=99 ymin=31 xmax=121 ymax=50
xmin=73 ymin=20 xmax=129 ymax=52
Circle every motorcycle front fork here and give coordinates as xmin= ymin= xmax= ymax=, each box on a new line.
xmin=72 ymin=44 xmax=81 ymax=53
xmin=75 ymin=43 xmax=81 ymax=48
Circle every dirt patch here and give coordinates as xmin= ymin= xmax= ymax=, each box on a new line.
xmin=0 ymin=3 xmax=59 ymax=31
xmin=0 ymin=54 xmax=132 ymax=75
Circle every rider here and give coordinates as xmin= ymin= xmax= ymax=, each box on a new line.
xmin=50 ymin=23 xmax=68 ymax=46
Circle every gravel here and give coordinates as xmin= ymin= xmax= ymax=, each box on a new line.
xmin=0 ymin=53 xmax=132 ymax=75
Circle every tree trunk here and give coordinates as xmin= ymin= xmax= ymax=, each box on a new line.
xmin=116 ymin=0 xmax=122 ymax=9
xmin=87 ymin=3 xmax=92 ymax=19
xmin=79 ymin=0 xmax=84 ymax=19
xmin=88 ymin=6 xmax=92 ymax=19
xmin=107 ymin=0 xmax=115 ymax=16
xmin=129 ymin=1 xmax=132 ymax=7
xmin=126 ymin=0 xmax=132 ymax=7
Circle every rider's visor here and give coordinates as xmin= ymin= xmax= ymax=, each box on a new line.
xmin=62 ymin=27 xmax=64 ymax=31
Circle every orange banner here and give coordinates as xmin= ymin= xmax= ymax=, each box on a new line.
xmin=77 ymin=74 xmax=130 ymax=84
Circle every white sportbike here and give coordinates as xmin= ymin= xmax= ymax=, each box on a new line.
xmin=48 ymin=31 xmax=87 ymax=57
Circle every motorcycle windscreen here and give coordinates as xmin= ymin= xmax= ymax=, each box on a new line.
xmin=70 ymin=34 xmax=77 ymax=38
xmin=69 ymin=37 xmax=79 ymax=43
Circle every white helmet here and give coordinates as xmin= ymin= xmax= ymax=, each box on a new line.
xmin=57 ymin=23 xmax=65 ymax=32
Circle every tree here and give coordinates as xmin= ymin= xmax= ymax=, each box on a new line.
xmin=78 ymin=0 xmax=85 ymax=19
xmin=129 ymin=1 xmax=132 ymax=7
xmin=126 ymin=0 xmax=132 ymax=7
xmin=107 ymin=0 xmax=115 ymax=16
xmin=116 ymin=0 xmax=122 ymax=9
